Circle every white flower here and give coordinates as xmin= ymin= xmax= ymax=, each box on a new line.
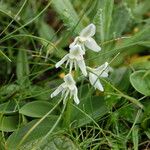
xmin=55 ymin=45 xmax=87 ymax=76
xmin=69 ymin=23 xmax=101 ymax=52
xmin=51 ymin=74 xmax=80 ymax=104
xmin=88 ymin=62 xmax=110 ymax=91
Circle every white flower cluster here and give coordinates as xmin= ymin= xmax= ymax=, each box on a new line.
xmin=51 ymin=24 xmax=110 ymax=104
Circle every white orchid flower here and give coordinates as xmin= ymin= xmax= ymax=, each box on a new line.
xmin=88 ymin=62 xmax=110 ymax=92
xmin=69 ymin=23 xmax=101 ymax=52
xmin=55 ymin=45 xmax=87 ymax=76
xmin=51 ymin=74 xmax=80 ymax=104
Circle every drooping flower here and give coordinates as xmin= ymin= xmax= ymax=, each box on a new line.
xmin=88 ymin=62 xmax=110 ymax=91
xmin=51 ymin=74 xmax=80 ymax=104
xmin=55 ymin=45 xmax=87 ymax=76
xmin=69 ymin=23 xmax=101 ymax=52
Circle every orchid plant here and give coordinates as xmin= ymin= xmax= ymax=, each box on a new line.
xmin=51 ymin=23 xmax=110 ymax=104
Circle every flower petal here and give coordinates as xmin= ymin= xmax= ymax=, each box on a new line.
xmin=80 ymin=23 xmax=96 ymax=38
xmin=69 ymin=45 xmax=85 ymax=57
xmin=73 ymin=87 xmax=80 ymax=104
xmin=85 ymin=37 xmax=101 ymax=52
xmin=51 ymin=83 xmax=65 ymax=98
xmin=94 ymin=80 xmax=104 ymax=91
xmin=96 ymin=62 xmax=108 ymax=71
xmin=69 ymin=60 xmax=73 ymax=73
xmin=89 ymin=73 xmax=104 ymax=91
xmin=96 ymin=62 xmax=109 ymax=77
xmin=63 ymin=90 xmax=70 ymax=105
xmin=77 ymin=59 xmax=87 ymax=76
xmin=89 ymin=73 xmax=97 ymax=85
xmin=55 ymin=55 xmax=68 ymax=68
xmin=64 ymin=74 xmax=76 ymax=90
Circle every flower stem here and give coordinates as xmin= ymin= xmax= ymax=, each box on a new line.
xmin=63 ymin=98 xmax=72 ymax=128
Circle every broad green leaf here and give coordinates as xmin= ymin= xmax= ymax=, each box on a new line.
xmin=0 ymin=101 xmax=20 ymax=115
xmin=0 ymin=115 xmax=19 ymax=132
xmin=131 ymin=55 xmax=150 ymax=70
xmin=19 ymin=101 xmax=57 ymax=118
xmin=38 ymin=135 xmax=78 ymax=150
xmin=6 ymin=117 xmax=59 ymax=149
xmin=20 ymin=135 xmax=78 ymax=150
xmin=71 ymin=96 xmax=109 ymax=127
xmin=29 ymin=85 xmax=51 ymax=101
xmin=130 ymin=70 xmax=150 ymax=96
xmin=0 ymin=84 xmax=19 ymax=100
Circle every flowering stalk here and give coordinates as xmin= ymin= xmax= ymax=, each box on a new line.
xmin=51 ymin=23 xmax=110 ymax=106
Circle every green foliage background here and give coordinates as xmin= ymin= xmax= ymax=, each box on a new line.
xmin=0 ymin=0 xmax=150 ymax=149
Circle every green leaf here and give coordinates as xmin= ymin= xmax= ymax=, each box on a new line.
xmin=38 ymin=20 xmax=56 ymax=41
xmin=110 ymin=4 xmax=130 ymax=37
xmin=145 ymin=129 xmax=150 ymax=139
xmin=20 ymin=135 xmax=78 ymax=150
xmin=0 ymin=49 xmax=11 ymax=62
xmin=0 ymin=132 xmax=5 ymax=150
xmin=132 ymin=125 xmax=139 ymax=150
xmin=118 ymin=105 xmax=142 ymax=123
xmin=6 ymin=117 xmax=59 ymax=149
xmin=0 ymin=115 xmax=19 ymax=132
xmin=39 ymin=134 xmax=78 ymax=150
xmin=30 ymin=85 xmax=51 ymax=101
xmin=19 ymin=101 xmax=57 ymax=118
xmin=0 ymin=101 xmax=20 ymax=115
xmin=0 ymin=84 xmax=19 ymax=101
xmin=110 ymin=67 xmax=131 ymax=91
xmin=51 ymin=0 xmax=83 ymax=33
xmin=71 ymin=96 xmax=109 ymax=127
xmin=130 ymin=70 xmax=150 ymax=96
xmin=133 ymin=0 xmax=150 ymax=19
xmin=125 ymin=0 xmax=138 ymax=10
xmin=131 ymin=56 xmax=150 ymax=70
xmin=138 ymin=41 xmax=150 ymax=47
xmin=16 ymin=49 xmax=30 ymax=86
xmin=95 ymin=0 xmax=114 ymax=41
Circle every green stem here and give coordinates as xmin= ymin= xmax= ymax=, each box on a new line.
xmin=63 ymin=98 xmax=72 ymax=128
